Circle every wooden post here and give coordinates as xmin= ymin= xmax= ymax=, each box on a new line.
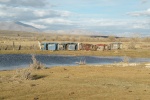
xmin=13 ymin=41 xmax=15 ymax=50
xmin=18 ymin=45 xmax=21 ymax=50
xmin=5 ymin=45 xmax=8 ymax=50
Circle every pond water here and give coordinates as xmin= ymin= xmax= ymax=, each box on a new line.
xmin=0 ymin=54 xmax=149 ymax=70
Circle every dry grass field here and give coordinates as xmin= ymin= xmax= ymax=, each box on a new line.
xmin=0 ymin=34 xmax=150 ymax=58
xmin=1 ymin=64 xmax=150 ymax=100
xmin=0 ymin=49 xmax=150 ymax=58
xmin=0 ymin=30 xmax=150 ymax=52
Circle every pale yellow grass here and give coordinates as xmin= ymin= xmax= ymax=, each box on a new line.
xmin=0 ymin=41 xmax=39 ymax=46
xmin=1 ymin=65 xmax=150 ymax=100
xmin=0 ymin=49 xmax=150 ymax=58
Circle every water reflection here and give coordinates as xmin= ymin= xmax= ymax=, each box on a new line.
xmin=0 ymin=54 xmax=149 ymax=70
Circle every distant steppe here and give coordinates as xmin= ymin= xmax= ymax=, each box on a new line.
xmin=0 ymin=30 xmax=150 ymax=58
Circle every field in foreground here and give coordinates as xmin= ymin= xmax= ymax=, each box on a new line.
xmin=1 ymin=65 xmax=150 ymax=100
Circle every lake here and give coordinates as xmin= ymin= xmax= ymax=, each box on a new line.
xmin=0 ymin=54 xmax=149 ymax=70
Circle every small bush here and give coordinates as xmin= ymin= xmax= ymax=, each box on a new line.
xmin=122 ymin=55 xmax=130 ymax=63
xmin=12 ymin=55 xmax=46 ymax=81
xmin=30 ymin=54 xmax=45 ymax=70
xmin=14 ymin=68 xmax=32 ymax=80
xmin=108 ymin=36 xmax=116 ymax=42
xmin=128 ymin=42 xmax=136 ymax=49
xmin=13 ymin=68 xmax=46 ymax=80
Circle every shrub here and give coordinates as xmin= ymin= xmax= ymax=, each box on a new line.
xmin=128 ymin=42 xmax=136 ymax=49
xmin=30 ymin=54 xmax=45 ymax=70
xmin=14 ymin=68 xmax=32 ymax=80
xmin=14 ymin=68 xmax=46 ymax=80
xmin=12 ymin=55 xmax=46 ymax=80
xmin=108 ymin=36 xmax=116 ymax=42
xmin=122 ymin=55 xmax=130 ymax=63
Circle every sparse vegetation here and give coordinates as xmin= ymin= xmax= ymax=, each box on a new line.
xmin=11 ymin=55 xmax=46 ymax=81
xmin=128 ymin=34 xmax=141 ymax=49
xmin=29 ymin=54 xmax=45 ymax=70
xmin=122 ymin=55 xmax=130 ymax=63
xmin=128 ymin=41 xmax=137 ymax=49
xmin=13 ymin=68 xmax=32 ymax=80
xmin=0 ymin=49 xmax=150 ymax=58
xmin=1 ymin=65 xmax=150 ymax=100
xmin=108 ymin=35 xmax=116 ymax=42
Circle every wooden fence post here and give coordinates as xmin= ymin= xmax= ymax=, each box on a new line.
xmin=13 ymin=41 xmax=15 ymax=50
xmin=18 ymin=45 xmax=21 ymax=50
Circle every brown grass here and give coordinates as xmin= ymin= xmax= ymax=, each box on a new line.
xmin=1 ymin=65 xmax=150 ymax=100
xmin=0 ymin=49 xmax=150 ymax=58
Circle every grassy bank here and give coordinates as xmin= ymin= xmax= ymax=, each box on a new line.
xmin=0 ymin=49 xmax=150 ymax=58
xmin=0 ymin=65 xmax=150 ymax=100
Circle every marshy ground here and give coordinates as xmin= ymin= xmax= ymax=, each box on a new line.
xmin=0 ymin=64 xmax=150 ymax=100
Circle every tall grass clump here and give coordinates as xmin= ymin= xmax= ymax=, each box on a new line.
xmin=30 ymin=54 xmax=45 ymax=70
xmin=14 ymin=68 xmax=32 ymax=80
xmin=122 ymin=55 xmax=130 ymax=63
xmin=13 ymin=55 xmax=46 ymax=80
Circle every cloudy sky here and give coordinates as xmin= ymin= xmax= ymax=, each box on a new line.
xmin=0 ymin=0 xmax=150 ymax=36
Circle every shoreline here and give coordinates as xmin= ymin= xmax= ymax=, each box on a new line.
xmin=0 ymin=62 xmax=150 ymax=72
xmin=0 ymin=49 xmax=150 ymax=58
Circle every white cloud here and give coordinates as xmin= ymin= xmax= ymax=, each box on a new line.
xmin=0 ymin=0 xmax=10 ymax=2
xmin=127 ymin=8 xmax=150 ymax=17
xmin=131 ymin=20 xmax=150 ymax=29
xmin=0 ymin=0 xmax=47 ymax=7
xmin=0 ymin=5 xmax=72 ymax=21
xmin=59 ymin=11 xmax=72 ymax=17
xmin=33 ymin=10 xmax=48 ymax=17
xmin=0 ymin=12 xmax=8 ymax=16
xmin=141 ymin=0 xmax=148 ymax=4
xmin=81 ymin=19 xmax=128 ymax=26
xmin=27 ymin=16 xmax=150 ymax=33
xmin=67 ymin=18 xmax=150 ymax=33
xmin=69 ymin=18 xmax=129 ymax=28
xmin=132 ymin=25 xmax=145 ymax=29
xmin=34 ymin=18 xmax=74 ymax=25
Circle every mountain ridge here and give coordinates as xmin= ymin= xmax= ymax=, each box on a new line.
xmin=0 ymin=21 xmax=40 ymax=32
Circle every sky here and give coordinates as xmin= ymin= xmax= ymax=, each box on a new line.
xmin=0 ymin=0 xmax=150 ymax=36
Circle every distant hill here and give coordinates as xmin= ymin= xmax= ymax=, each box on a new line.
xmin=44 ymin=29 xmax=100 ymax=36
xmin=0 ymin=21 xmax=40 ymax=32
